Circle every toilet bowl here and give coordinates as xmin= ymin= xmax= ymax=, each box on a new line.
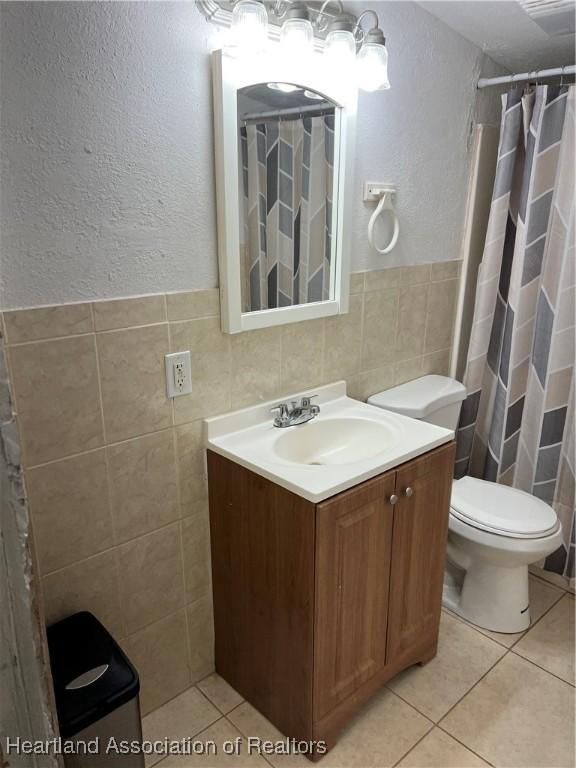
xmin=367 ymin=375 xmax=562 ymax=634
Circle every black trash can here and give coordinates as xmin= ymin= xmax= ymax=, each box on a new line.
xmin=47 ymin=612 xmax=145 ymax=768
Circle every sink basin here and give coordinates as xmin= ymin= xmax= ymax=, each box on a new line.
xmin=204 ymin=381 xmax=454 ymax=503
xmin=272 ymin=418 xmax=394 ymax=465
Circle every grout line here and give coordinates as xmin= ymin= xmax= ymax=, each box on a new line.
xmin=509 ymin=646 xmax=576 ymax=688
xmin=41 ymin=517 xmax=188 ymax=580
xmin=435 ymin=586 xmax=574 ymax=732
xmin=390 ymin=725 xmax=433 ymax=768
xmin=529 ymin=568 xmax=574 ymax=595
xmin=24 ymin=424 xmax=184 ymax=471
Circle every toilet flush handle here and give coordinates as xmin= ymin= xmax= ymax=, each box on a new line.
xmin=404 ymin=487 xmax=414 ymax=497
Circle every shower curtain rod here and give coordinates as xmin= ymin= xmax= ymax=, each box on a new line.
xmin=477 ymin=64 xmax=576 ymax=88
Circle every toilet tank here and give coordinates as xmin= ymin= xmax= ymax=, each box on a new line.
xmin=367 ymin=375 xmax=467 ymax=431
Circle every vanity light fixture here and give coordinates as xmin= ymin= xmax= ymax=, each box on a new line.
xmin=230 ymin=0 xmax=268 ymax=52
xmin=208 ymin=0 xmax=391 ymax=91
xmin=279 ymin=1 xmax=314 ymax=55
xmin=354 ymin=11 xmax=391 ymax=91
xmin=324 ymin=19 xmax=356 ymax=63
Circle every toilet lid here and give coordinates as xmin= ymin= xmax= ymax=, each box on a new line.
xmin=451 ymin=477 xmax=558 ymax=538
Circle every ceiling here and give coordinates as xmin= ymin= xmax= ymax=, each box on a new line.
xmin=417 ymin=0 xmax=575 ymax=73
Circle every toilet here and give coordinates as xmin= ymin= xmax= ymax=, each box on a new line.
xmin=367 ymin=375 xmax=563 ymax=634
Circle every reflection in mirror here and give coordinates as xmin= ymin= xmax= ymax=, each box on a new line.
xmin=238 ymin=83 xmax=337 ymax=312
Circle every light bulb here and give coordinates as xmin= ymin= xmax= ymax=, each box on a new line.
xmin=268 ymin=82 xmax=301 ymax=93
xmin=357 ymin=39 xmax=390 ymax=91
xmin=230 ymin=0 xmax=268 ymax=53
xmin=280 ymin=17 xmax=314 ymax=55
xmin=324 ymin=29 xmax=356 ymax=64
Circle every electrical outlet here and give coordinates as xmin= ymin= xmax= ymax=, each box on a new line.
xmin=165 ymin=351 xmax=192 ymax=398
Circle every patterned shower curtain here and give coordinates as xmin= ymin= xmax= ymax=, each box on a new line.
xmin=456 ymin=85 xmax=575 ymax=583
xmin=240 ymin=114 xmax=334 ymax=311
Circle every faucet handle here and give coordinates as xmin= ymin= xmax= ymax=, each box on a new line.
xmin=300 ymin=394 xmax=319 ymax=411
xmin=270 ymin=403 xmax=289 ymax=418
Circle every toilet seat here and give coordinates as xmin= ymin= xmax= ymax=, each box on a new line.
xmin=451 ymin=476 xmax=559 ymax=539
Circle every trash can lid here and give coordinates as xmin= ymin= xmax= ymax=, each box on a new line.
xmin=47 ymin=611 xmax=140 ymax=739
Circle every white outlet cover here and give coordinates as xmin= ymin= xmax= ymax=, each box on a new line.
xmin=165 ymin=351 xmax=192 ymax=398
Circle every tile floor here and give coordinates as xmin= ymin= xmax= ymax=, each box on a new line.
xmin=142 ymin=575 xmax=575 ymax=768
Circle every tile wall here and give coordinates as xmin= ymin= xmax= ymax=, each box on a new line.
xmin=1 ymin=260 xmax=460 ymax=714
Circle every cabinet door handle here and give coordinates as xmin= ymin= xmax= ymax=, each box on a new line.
xmin=404 ymin=487 xmax=414 ymax=497
xmin=388 ymin=494 xmax=399 ymax=505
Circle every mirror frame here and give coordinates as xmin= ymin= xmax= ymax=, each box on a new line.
xmin=212 ymin=48 xmax=357 ymax=334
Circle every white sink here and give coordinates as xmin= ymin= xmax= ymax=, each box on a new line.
xmin=204 ymin=381 xmax=453 ymax=503
xmin=272 ymin=417 xmax=396 ymax=466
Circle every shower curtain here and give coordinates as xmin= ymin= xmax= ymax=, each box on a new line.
xmin=456 ymin=85 xmax=575 ymax=583
xmin=240 ymin=114 xmax=334 ymax=311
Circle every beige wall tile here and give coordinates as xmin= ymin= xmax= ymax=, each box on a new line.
xmin=361 ymin=288 xmax=398 ymax=370
xmin=9 ymin=336 xmax=103 ymax=466
xmin=324 ymin=294 xmax=363 ymax=381
xmin=166 ymin=289 xmax=220 ymax=322
xmin=93 ymin=296 xmax=166 ymax=331
xmin=421 ymin=349 xmax=451 ymax=377
xmin=3 ymin=303 xmax=93 ymax=344
xmin=394 ymin=357 xmax=424 ymax=386
xmin=175 ymin=421 xmax=208 ymax=514
xmin=364 ymin=267 xmax=403 ymax=292
xmin=42 ymin=549 xmax=124 ymax=638
xmin=431 ymin=260 xmax=461 ymax=281
xmin=425 ymin=279 xmax=459 ymax=354
xmin=396 ymin=285 xmax=429 ymax=362
xmin=402 ymin=264 xmax=431 ymax=285
xmin=231 ymin=327 xmax=281 ymax=409
xmin=107 ymin=430 xmax=179 ymax=544
xmin=119 ymin=523 xmax=185 ymax=635
xmin=187 ymin=594 xmax=215 ymax=684
xmin=348 ymin=366 xmax=395 ymax=402
xmin=98 ymin=324 xmax=172 ymax=443
xmin=281 ymin=319 xmax=325 ymax=394
xmin=182 ymin=512 xmax=212 ymax=604
xmin=122 ymin=609 xmax=191 ymax=715
xmin=170 ymin=317 xmax=230 ymax=424
xmin=349 ymin=272 xmax=365 ymax=294
xmin=26 ymin=449 xmax=114 ymax=574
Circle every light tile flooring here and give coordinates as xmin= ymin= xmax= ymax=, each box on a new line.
xmin=143 ymin=575 xmax=575 ymax=768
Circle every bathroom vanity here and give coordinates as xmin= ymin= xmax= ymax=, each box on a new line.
xmin=205 ymin=383 xmax=455 ymax=758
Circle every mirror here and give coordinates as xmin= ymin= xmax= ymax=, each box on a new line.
xmin=212 ymin=50 xmax=357 ymax=333
xmin=238 ymin=83 xmax=337 ymax=312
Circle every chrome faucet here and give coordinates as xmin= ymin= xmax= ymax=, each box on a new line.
xmin=270 ymin=395 xmax=320 ymax=428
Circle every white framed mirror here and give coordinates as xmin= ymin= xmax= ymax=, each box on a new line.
xmin=212 ymin=48 xmax=357 ymax=333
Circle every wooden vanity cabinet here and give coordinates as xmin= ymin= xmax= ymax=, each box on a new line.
xmin=207 ymin=441 xmax=455 ymax=757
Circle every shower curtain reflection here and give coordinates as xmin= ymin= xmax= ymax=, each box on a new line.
xmin=240 ymin=113 xmax=334 ymax=312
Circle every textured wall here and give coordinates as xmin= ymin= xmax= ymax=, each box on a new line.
xmin=0 ymin=1 xmax=500 ymax=309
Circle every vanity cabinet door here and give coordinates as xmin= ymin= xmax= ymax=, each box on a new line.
xmin=386 ymin=443 xmax=455 ymax=664
xmin=313 ymin=471 xmax=396 ymax=720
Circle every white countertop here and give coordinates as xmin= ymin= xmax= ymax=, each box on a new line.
xmin=204 ymin=381 xmax=454 ymax=503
